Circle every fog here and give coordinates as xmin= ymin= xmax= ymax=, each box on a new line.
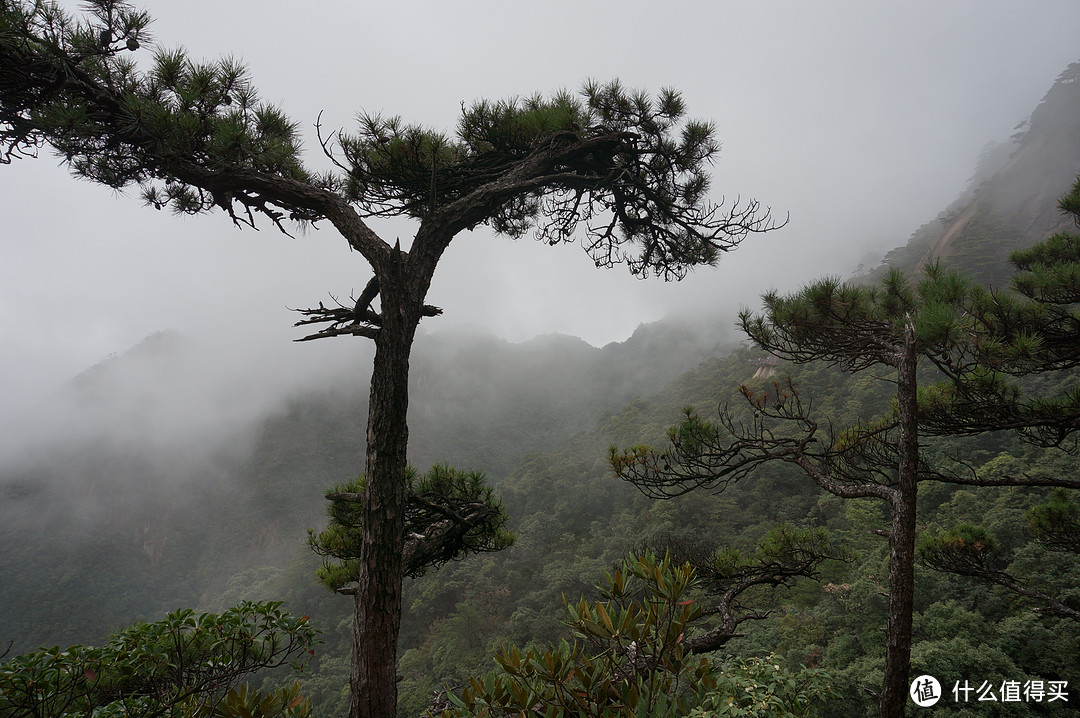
xmin=2 ymin=0 xmax=1080 ymax=445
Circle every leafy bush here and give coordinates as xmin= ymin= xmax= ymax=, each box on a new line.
xmin=432 ymin=553 xmax=834 ymax=717
xmin=0 ymin=601 xmax=318 ymax=718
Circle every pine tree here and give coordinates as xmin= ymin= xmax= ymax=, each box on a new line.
xmin=613 ymin=179 xmax=1080 ymax=716
xmin=308 ymin=464 xmax=514 ymax=592
xmin=0 ymin=2 xmax=780 ymax=715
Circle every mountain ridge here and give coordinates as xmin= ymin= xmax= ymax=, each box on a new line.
xmin=874 ymin=60 xmax=1080 ymax=284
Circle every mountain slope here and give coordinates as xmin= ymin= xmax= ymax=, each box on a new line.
xmin=0 ymin=317 xmax=728 ymax=654
xmin=877 ymin=61 xmax=1080 ymax=285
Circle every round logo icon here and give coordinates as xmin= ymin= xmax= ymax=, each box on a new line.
xmin=910 ymin=675 xmax=942 ymax=707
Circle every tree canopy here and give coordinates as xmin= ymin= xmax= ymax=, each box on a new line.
xmin=0 ymin=2 xmax=780 ymax=715
xmin=0 ymin=601 xmax=318 ymax=718
xmin=0 ymin=1 xmax=777 ymax=281
xmin=613 ymin=177 xmax=1080 ymax=716
xmin=432 ymin=552 xmax=836 ymax=718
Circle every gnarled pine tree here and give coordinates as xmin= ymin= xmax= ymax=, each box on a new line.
xmin=0 ymin=2 xmax=780 ymax=715
xmin=613 ymin=180 xmax=1080 ymax=716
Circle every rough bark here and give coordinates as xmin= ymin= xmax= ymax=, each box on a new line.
xmin=0 ymin=26 xmax=780 ymax=714
xmin=349 ymin=259 xmax=422 ymax=718
xmin=880 ymin=319 xmax=919 ymax=718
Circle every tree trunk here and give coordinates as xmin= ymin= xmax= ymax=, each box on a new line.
xmin=880 ymin=320 xmax=919 ymax=718
xmin=349 ymin=283 xmax=420 ymax=718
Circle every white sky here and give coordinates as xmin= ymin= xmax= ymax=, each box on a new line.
xmin=3 ymin=0 xmax=1080 ymax=424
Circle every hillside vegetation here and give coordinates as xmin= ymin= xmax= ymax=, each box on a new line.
xmin=4 ymin=60 xmax=1080 ymax=718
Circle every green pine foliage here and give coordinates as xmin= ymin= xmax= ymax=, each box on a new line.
xmin=5 ymin=7 xmax=1080 ymax=708
xmin=5 ymin=318 xmax=1077 ymax=714
xmin=3 ymin=318 xmax=1078 ymax=714
xmin=308 ymin=464 xmax=514 ymax=589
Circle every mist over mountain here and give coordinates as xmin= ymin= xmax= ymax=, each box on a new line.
xmin=0 ymin=314 xmax=730 ymax=654
xmin=5 ymin=48 xmax=1080 ymax=714
xmin=408 ymin=319 xmax=734 ymax=475
xmin=874 ymin=61 xmax=1080 ymax=284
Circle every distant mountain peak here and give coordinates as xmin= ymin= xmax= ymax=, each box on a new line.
xmin=875 ymin=59 xmax=1080 ymax=285
xmin=67 ymin=329 xmax=184 ymax=390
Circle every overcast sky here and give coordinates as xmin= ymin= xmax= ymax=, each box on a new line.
xmin=3 ymin=0 xmax=1080 ymax=425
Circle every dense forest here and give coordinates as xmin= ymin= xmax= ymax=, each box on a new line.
xmin=3 ymin=6 xmax=1080 ymax=714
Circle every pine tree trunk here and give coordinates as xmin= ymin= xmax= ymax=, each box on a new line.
xmin=880 ymin=320 xmax=919 ymax=718
xmin=348 ymin=286 xmax=420 ymax=718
